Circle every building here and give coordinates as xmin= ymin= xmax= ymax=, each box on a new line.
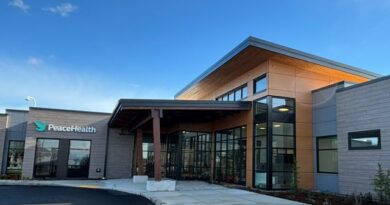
xmin=0 ymin=36 xmax=387 ymax=195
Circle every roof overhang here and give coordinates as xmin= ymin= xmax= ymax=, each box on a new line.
xmin=175 ymin=36 xmax=382 ymax=98
xmin=108 ymin=99 xmax=252 ymax=129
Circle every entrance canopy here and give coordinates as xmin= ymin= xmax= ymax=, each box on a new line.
xmin=108 ymin=99 xmax=251 ymax=130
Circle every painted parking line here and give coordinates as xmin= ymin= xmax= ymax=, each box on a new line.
xmin=78 ymin=185 xmax=100 ymax=189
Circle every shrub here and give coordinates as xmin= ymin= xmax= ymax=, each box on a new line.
xmin=372 ymin=163 xmax=390 ymax=203
xmin=290 ymin=159 xmax=299 ymax=193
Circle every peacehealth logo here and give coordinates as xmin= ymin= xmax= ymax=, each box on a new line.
xmin=34 ymin=120 xmax=97 ymax=133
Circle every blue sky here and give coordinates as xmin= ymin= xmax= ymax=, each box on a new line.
xmin=1 ymin=0 xmax=390 ymax=113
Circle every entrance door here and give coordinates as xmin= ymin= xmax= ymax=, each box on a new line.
xmin=67 ymin=140 xmax=91 ymax=178
xmin=34 ymin=139 xmax=60 ymax=178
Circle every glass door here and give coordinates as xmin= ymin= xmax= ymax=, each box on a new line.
xmin=67 ymin=140 xmax=91 ymax=178
xmin=34 ymin=139 xmax=60 ymax=178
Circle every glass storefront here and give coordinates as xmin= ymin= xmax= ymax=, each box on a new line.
xmin=215 ymin=126 xmax=246 ymax=185
xmin=254 ymin=96 xmax=296 ymax=190
xmin=33 ymin=139 xmax=92 ymax=178
xmin=141 ymin=131 xmax=211 ymax=180
xmin=67 ymin=140 xmax=91 ymax=178
xmin=181 ymin=131 xmax=211 ymax=180
xmin=6 ymin=141 xmax=25 ymax=175
xmin=34 ymin=139 xmax=59 ymax=178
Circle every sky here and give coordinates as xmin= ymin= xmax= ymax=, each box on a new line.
xmin=1 ymin=0 xmax=390 ymax=113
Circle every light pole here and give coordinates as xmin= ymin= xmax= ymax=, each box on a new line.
xmin=25 ymin=96 xmax=37 ymax=107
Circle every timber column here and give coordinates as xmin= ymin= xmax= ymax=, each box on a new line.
xmin=151 ymin=109 xmax=162 ymax=181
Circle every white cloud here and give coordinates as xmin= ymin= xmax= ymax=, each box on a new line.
xmin=9 ymin=0 xmax=30 ymax=12
xmin=43 ymin=3 xmax=78 ymax=17
xmin=27 ymin=57 xmax=42 ymax=66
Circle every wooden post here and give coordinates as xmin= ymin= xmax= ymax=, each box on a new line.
xmin=152 ymin=109 xmax=162 ymax=181
xmin=136 ymin=128 xmax=144 ymax=175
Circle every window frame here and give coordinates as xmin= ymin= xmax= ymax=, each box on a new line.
xmin=253 ymin=74 xmax=267 ymax=94
xmin=348 ymin=130 xmax=381 ymax=150
xmin=33 ymin=138 xmax=60 ymax=178
xmin=316 ymin=135 xmax=338 ymax=174
xmin=6 ymin=140 xmax=25 ymax=175
xmin=216 ymin=84 xmax=248 ymax=102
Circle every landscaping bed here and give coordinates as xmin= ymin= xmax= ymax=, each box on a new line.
xmin=220 ymin=183 xmax=378 ymax=205
xmin=250 ymin=190 xmax=377 ymax=205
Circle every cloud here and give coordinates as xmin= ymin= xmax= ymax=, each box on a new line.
xmin=43 ymin=3 xmax=78 ymax=17
xmin=9 ymin=0 xmax=30 ymax=12
xmin=27 ymin=57 xmax=42 ymax=66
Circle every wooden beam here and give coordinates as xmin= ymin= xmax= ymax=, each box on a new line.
xmin=151 ymin=109 xmax=162 ymax=181
xmin=128 ymin=115 xmax=152 ymax=132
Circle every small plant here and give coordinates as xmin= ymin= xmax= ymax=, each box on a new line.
xmin=290 ymin=158 xmax=299 ymax=193
xmin=372 ymin=163 xmax=390 ymax=203
xmin=21 ymin=176 xmax=31 ymax=180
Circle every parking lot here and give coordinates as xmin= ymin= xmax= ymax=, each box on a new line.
xmin=0 ymin=185 xmax=154 ymax=205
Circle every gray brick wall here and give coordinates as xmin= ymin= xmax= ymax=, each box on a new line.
xmin=22 ymin=108 xmax=110 ymax=179
xmin=0 ymin=114 xmax=7 ymax=174
xmin=106 ymin=128 xmax=134 ymax=179
xmin=337 ymin=78 xmax=390 ymax=195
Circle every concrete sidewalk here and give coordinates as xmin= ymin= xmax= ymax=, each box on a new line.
xmin=0 ymin=179 xmax=307 ymax=205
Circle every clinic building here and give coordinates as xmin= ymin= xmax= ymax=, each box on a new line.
xmin=0 ymin=36 xmax=388 ymax=195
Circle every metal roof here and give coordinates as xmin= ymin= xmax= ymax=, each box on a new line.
xmin=175 ymin=36 xmax=382 ymax=98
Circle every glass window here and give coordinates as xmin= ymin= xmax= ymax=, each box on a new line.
xmin=34 ymin=139 xmax=59 ymax=178
xmin=6 ymin=141 xmax=25 ymax=175
xmin=242 ymin=86 xmax=248 ymax=99
xmin=215 ymin=126 xmax=246 ymax=185
xmin=228 ymin=92 xmax=234 ymax=101
xmin=68 ymin=140 xmax=91 ymax=178
xmin=349 ymin=130 xmax=381 ymax=150
xmin=317 ymin=136 xmax=338 ymax=173
xmin=272 ymin=149 xmax=294 ymax=172
xmin=222 ymin=95 xmax=228 ymax=101
xmin=235 ymin=89 xmax=242 ymax=101
xmin=272 ymin=136 xmax=294 ymax=148
xmin=272 ymin=172 xmax=293 ymax=189
xmin=255 ymin=123 xmax=267 ymax=136
xmin=254 ymin=75 xmax=267 ymax=93
xmin=255 ymin=98 xmax=268 ymax=115
xmin=272 ymin=122 xmax=294 ymax=136
xmin=272 ymin=97 xmax=294 ymax=114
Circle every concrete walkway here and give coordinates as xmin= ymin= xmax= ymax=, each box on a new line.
xmin=0 ymin=179 xmax=306 ymax=205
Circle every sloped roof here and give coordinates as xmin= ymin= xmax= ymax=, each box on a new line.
xmin=175 ymin=36 xmax=382 ymax=98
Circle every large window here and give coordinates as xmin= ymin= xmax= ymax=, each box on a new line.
xmin=317 ymin=136 xmax=338 ymax=173
xmin=348 ymin=130 xmax=381 ymax=150
xmin=6 ymin=141 xmax=25 ymax=175
xmin=216 ymin=84 xmax=248 ymax=101
xmin=181 ymin=132 xmax=211 ymax=180
xmin=142 ymin=141 xmax=155 ymax=177
xmin=34 ymin=139 xmax=59 ymax=178
xmin=254 ymin=96 xmax=295 ymax=190
xmin=215 ymin=126 xmax=246 ymax=185
xmin=67 ymin=140 xmax=91 ymax=178
xmin=254 ymin=74 xmax=267 ymax=94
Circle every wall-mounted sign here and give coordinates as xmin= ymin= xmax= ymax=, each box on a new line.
xmin=34 ymin=120 xmax=97 ymax=133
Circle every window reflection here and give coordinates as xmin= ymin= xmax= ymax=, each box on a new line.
xmin=67 ymin=140 xmax=91 ymax=178
xmin=34 ymin=139 xmax=59 ymax=178
xmin=6 ymin=141 xmax=24 ymax=175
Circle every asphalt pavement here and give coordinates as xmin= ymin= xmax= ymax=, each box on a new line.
xmin=0 ymin=185 xmax=154 ymax=205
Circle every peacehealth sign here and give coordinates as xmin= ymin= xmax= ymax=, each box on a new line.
xmin=34 ymin=120 xmax=97 ymax=133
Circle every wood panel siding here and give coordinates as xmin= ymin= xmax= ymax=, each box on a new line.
xmin=176 ymin=50 xmax=370 ymax=190
xmin=268 ymin=58 xmax=368 ymax=190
